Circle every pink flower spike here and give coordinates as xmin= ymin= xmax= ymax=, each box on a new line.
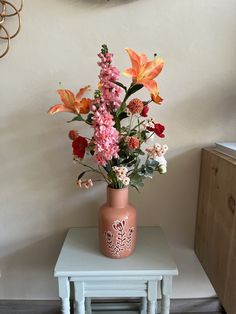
xmin=97 ymin=49 xmax=123 ymax=111
xmin=92 ymin=104 xmax=119 ymax=166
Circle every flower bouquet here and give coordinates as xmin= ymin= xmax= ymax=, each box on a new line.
xmin=48 ymin=44 xmax=167 ymax=190
xmin=48 ymin=45 xmax=168 ymax=258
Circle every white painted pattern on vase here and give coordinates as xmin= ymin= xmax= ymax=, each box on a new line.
xmin=104 ymin=219 xmax=135 ymax=257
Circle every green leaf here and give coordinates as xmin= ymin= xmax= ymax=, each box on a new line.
xmin=121 ymin=155 xmax=137 ymax=167
xmin=130 ymin=183 xmax=140 ymax=193
xmin=118 ymin=148 xmax=129 ymax=159
xmin=146 ymin=166 xmax=154 ymax=174
xmin=137 ymin=169 xmax=147 ymax=177
xmin=130 ymin=173 xmax=144 ymax=186
xmin=77 ymin=171 xmax=87 ymax=181
xmin=86 ymin=113 xmax=94 ymax=124
xmin=125 ymin=84 xmax=143 ymax=100
xmin=116 ymin=101 xmax=127 ymax=117
xmin=114 ymin=115 xmax=121 ymax=131
xmin=67 ymin=114 xmax=85 ymax=123
xmin=127 ymin=158 xmax=139 ymax=167
xmin=118 ymin=112 xmax=128 ymax=121
xmin=147 ymin=159 xmax=159 ymax=167
xmin=114 ymin=81 xmax=127 ymax=91
xmin=137 ymin=164 xmax=153 ymax=178
xmin=129 ymin=130 xmax=138 ymax=136
xmin=87 ymin=143 xmax=95 ymax=155
xmin=134 ymin=148 xmax=145 ymax=156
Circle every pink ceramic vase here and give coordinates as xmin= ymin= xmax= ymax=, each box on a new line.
xmin=99 ymin=187 xmax=137 ymax=259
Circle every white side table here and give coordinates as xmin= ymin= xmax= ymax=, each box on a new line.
xmin=54 ymin=227 xmax=178 ymax=314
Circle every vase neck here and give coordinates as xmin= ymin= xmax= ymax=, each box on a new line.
xmin=107 ymin=187 xmax=129 ymax=208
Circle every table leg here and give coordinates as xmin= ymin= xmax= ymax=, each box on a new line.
xmin=161 ymin=276 xmax=172 ymax=314
xmin=85 ymin=297 xmax=92 ymax=314
xmin=141 ymin=297 xmax=147 ymax=314
xmin=58 ymin=277 xmax=70 ymax=314
xmin=147 ymin=280 xmax=157 ymax=314
xmin=74 ymin=281 xmax=85 ymax=314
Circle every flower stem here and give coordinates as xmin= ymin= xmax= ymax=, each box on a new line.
xmin=78 ymin=161 xmax=109 ymax=183
xmin=131 ymin=119 xmax=145 ymax=131
xmin=126 ymin=114 xmax=133 ymax=137
xmin=122 ymin=83 xmax=134 ymax=103
xmin=146 ymin=131 xmax=155 ymax=141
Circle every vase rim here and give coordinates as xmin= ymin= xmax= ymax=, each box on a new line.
xmin=107 ymin=186 xmax=128 ymax=191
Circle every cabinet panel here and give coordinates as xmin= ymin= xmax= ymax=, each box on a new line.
xmin=195 ymin=148 xmax=236 ymax=314
xmin=195 ymin=149 xmax=218 ymax=266
xmin=223 ymin=172 xmax=236 ymax=314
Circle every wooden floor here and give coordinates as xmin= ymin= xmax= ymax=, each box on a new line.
xmin=96 ymin=312 xmax=225 ymax=314
xmin=0 ymin=299 xmax=226 ymax=314
xmin=0 ymin=310 xmax=225 ymax=314
xmin=0 ymin=309 xmax=226 ymax=314
xmin=0 ymin=311 xmax=225 ymax=314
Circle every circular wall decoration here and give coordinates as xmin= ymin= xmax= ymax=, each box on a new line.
xmin=0 ymin=0 xmax=23 ymax=58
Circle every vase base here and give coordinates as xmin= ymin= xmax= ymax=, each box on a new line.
xmin=100 ymin=247 xmax=136 ymax=259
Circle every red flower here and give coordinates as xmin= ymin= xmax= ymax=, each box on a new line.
xmin=68 ymin=130 xmax=79 ymax=141
xmin=141 ymin=105 xmax=149 ymax=117
xmin=72 ymin=136 xmax=88 ymax=158
xmin=147 ymin=123 xmax=165 ymax=138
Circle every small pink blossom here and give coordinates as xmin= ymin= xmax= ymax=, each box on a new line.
xmin=112 ymin=166 xmax=128 ymax=180
xmin=146 ymin=143 xmax=168 ymax=158
xmin=77 ymin=179 xmax=93 ymax=189
xmin=146 ymin=143 xmax=168 ymax=173
xmin=112 ymin=166 xmax=130 ymax=185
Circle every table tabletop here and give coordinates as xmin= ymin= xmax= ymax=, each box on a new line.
xmin=54 ymin=227 xmax=178 ymax=277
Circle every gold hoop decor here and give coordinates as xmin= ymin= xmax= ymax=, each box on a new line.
xmin=0 ymin=0 xmax=23 ymax=58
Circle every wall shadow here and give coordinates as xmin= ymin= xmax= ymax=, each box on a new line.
xmin=63 ymin=0 xmax=140 ymax=9
xmin=0 ymin=231 xmax=65 ymax=299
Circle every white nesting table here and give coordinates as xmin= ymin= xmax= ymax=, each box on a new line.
xmin=54 ymin=227 xmax=178 ymax=314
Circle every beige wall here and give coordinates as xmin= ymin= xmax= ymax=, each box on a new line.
xmin=0 ymin=0 xmax=235 ymax=299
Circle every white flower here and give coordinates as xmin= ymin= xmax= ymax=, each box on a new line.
xmin=154 ymin=143 xmax=162 ymax=150
xmin=125 ymin=108 xmax=132 ymax=116
xmin=113 ymin=166 xmax=128 ymax=180
xmin=158 ymin=165 xmax=167 ymax=174
xmin=120 ymin=166 xmax=128 ymax=174
xmin=122 ymin=177 xmax=130 ymax=186
xmin=154 ymin=155 xmax=167 ymax=166
xmin=161 ymin=144 xmax=168 ymax=153
xmin=145 ymin=117 xmax=155 ymax=128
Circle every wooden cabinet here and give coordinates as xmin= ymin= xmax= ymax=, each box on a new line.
xmin=195 ymin=148 xmax=236 ymax=314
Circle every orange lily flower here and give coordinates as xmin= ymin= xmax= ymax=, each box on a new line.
xmin=151 ymin=92 xmax=163 ymax=105
xmin=123 ymin=48 xmax=164 ymax=103
xmin=48 ymin=86 xmax=92 ymax=115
